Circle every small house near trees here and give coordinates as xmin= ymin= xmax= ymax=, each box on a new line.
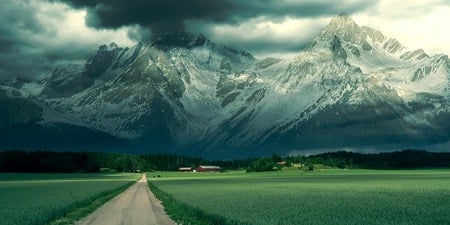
xmin=195 ymin=165 xmax=222 ymax=172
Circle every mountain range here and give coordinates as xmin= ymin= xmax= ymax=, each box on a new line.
xmin=1 ymin=13 xmax=449 ymax=158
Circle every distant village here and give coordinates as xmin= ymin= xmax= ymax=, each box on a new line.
xmin=178 ymin=165 xmax=222 ymax=173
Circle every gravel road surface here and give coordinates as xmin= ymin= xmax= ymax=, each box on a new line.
xmin=76 ymin=174 xmax=177 ymax=225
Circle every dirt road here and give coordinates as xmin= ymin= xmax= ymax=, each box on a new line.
xmin=76 ymin=174 xmax=177 ymax=225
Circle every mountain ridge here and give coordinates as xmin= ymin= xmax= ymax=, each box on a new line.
xmin=1 ymin=14 xmax=449 ymax=158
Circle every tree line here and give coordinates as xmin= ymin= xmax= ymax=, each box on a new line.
xmin=0 ymin=150 xmax=149 ymax=173
xmin=305 ymin=149 xmax=450 ymax=169
xmin=1 ymin=149 xmax=449 ymax=173
xmin=245 ymin=149 xmax=450 ymax=171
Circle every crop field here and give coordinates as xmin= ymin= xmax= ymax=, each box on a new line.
xmin=149 ymin=169 xmax=450 ymax=225
xmin=0 ymin=173 xmax=140 ymax=225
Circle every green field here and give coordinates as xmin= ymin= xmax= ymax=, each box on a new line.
xmin=0 ymin=173 xmax=140 ymax=225
xmin=148 ymin=169 xmax=450 ymax=225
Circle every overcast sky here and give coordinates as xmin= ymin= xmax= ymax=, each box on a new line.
xmin=1 ymin=0 xmax=449 ymax=80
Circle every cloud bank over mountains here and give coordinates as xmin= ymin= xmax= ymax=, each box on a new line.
xmin=1 ymin=0 xmax=449 ymax=80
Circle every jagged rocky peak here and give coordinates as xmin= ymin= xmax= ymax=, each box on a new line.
xmin=188 ymin=34 xmax=210 ymax=47
xmin=307 ymin=13 xmax=387 ymax=54
xmin=150 ymin=29 xmax=212 ymax=50
xmin=306 ymin=13 xmax=362 ymax=50
xmin=382 ymin=38 xmax=405 ymax=54
xmin=90 ymin=42 xmax=123 ymax=68
xmin=400 ymin=49 xmax=429 ymax=61
xmin=327 ymin=14 xmax=409 ymax=55
xmin=98 ymin=42 xmax=120 ymax=51
xmin=328 ymin=12 xmax=359 ymax=29
xmin=109 ymin=42 xmax=119 ymax=49
xmin=150 ymin=29 xmax=254 ymax=59
xmin=322 ymin=13 xmax=360 ymax=39
xmin=86 ymin=42 xmax=122 ymax=73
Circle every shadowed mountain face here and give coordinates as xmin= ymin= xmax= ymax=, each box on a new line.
xmin=1 ymin=14 xmax=449 ymax=158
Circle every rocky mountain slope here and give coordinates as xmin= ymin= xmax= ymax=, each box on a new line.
xmin=1 ymin=14 xmax=449 ymax=158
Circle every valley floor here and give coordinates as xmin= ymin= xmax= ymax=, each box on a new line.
xmin=148 ymin=169 xmax=450 ymax=225
xmin=0 ymin=173 xmax=141 ymax=225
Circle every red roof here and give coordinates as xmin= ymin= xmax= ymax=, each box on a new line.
xmin=196 ymin=165 xmax=221 ymax=172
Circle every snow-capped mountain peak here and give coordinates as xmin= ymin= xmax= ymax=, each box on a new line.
xmin=328 ymin=12 xmax=359 ymax=29
xmin=150 ymin=29 xmax=218 ymax=51
xmin=151 ymin=29 xmax=195 ymax=49
xmin=1 ymin=13 xmax=450 ymax=158
xmin=312 ymin=13 xmax=365 ymax=46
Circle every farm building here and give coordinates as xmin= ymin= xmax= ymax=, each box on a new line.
xmin=195 ymin=165 xmax=222 ymax=172
xmin=178 ymin=167 xmax=193 ymax=172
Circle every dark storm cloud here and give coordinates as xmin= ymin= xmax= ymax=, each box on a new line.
xmin=1 ymin=0 xmax=378 ymax=80
xmin=46 ymin=0 xmax=377 ymax=58
xmin=0 ymin=2 xmax=49 ymax=80
xmin=0 ymin=2 xmax=73 ymax=79
xmin=52 ymin=0 xmax=235 ymax=32
xmin=0 ymin=0 xmax=122 ymax=80
xmin=51 ymin=0 xmax=376 ymax=33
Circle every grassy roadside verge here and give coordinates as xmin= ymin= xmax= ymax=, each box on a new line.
xmin=47 ymin=174 xmax=142 ymax=225
xmin=148 ymin=170 xmax=450 ymax=225
xmin=148 ymin=182 xmax=246 ymax=225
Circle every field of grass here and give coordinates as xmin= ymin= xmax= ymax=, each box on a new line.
xmin=148 ymin=169 xmax=450 ymax=225
xmin=0 ymin=173 xmax=141 ymax=225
